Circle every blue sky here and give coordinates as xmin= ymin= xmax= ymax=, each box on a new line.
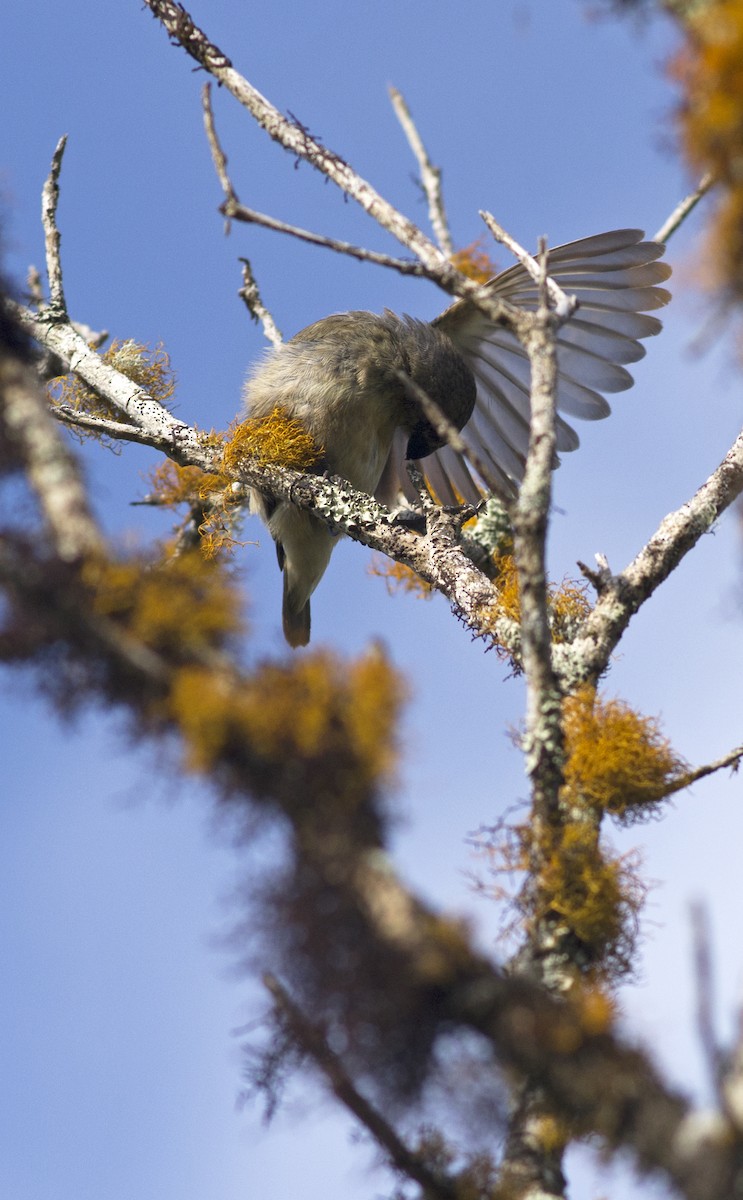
xmin=2 ymin=4 xmax=742 ymax=1199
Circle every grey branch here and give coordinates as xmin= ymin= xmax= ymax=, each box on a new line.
xmin=559 ymin=425 xmax=743 ymax=687
xmin=238 ymin=259 xmax=283 ymax=347
xmin=1 ymin=343 xmax=104 ymax=561
xmin=480 ymin=211 xmax=577 ymax=319
xmin=388 ymin=84 xmax=454 ymax=256
xmin=201 ymin=81 xmax=427 ymax=281
xmin=654 ymin=172 xmax=716 ymax=245
xmin=510 ymin=244 xmax=565 ymax=805
xmin=141 ymin=0 xmax=526 ymax=333
xmin=41 ymin=136 xmax=68 ymax=317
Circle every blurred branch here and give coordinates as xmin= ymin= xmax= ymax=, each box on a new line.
xmin=388 ymin=85 xmax=454 ymax=256
xmin=1 ymin=324 xmax=104 ymax=561
xmin=264 ymin=974 xmax=461 ymax=1200
xmin=690 ymin=902 xmax=723 ymax=1101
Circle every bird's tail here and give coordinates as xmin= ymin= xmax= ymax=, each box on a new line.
xmin=282 ymin=571 xmax=311 ymax=647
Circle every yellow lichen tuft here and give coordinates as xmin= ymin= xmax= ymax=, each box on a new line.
xmin=562 ymin=686 xmax=688 ymax=823
xmin=369 ymin=556 xmax=433 ymax=598
xmin=474 ymin=809 xmax=644 ymax=980
xmin=450 ymin=239 xmax=499 ymax=284
xmin=49 ymin=340 xmax=176 ymax=428
xmin=549 ymin=579 xmax=592 ymax=643
xmin=169 ymin=648 xmax=405 ymax=786
xmin=480 ymin=555 xmax=591 ymax=641
xmin=492 ymin=551 xmax=521 ymax=622
xmin=146 ymin=459 xmax=226 ymax=507
xmin=84 ymin=549 xmax=244 ymax=661
xmin=223 ymin=408 xmax=323 ymax=473
xmin=536 ymin=822 xmax=641 ymax=974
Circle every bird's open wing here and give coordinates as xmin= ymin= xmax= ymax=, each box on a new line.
xmin=380 ymin=229 xmax=671 ymax=507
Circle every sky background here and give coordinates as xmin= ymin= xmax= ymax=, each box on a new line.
xmin=1 ymin=3 xmax=742 ymax=1199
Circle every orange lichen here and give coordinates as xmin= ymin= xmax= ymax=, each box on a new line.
xmin=562 ymin=686 xmax=688 ymax=822
xmin=169 ymin=647 xmax=405 ymax=785
xmin=537 ymin=822 xmax=630 ymax=961
xmin=369 ymin=556 xmax=433 ymax=598
xmin=48 ymin=339 xmax=176 ymax=428
xmin=223 ymin=407 xmax=322 ymax=473
xmin=84 ymin=549 xmax=244 ymax=660
xmin=450 ymin=239 xmax=499 ymax=284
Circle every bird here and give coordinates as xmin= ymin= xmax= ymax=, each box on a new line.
xmin=243 ymin=228 xmax=671 ymax=647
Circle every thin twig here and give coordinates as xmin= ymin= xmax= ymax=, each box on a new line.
xmin=666 ymin=744 xmax=743 ymax=796
xmin=393 ymin=368 xmax=503 ymax=498
xmin=480 ymin=211 xmax=577 ymax=320
xmin=388 ymin=85 xmax=453 ymax=256
xmin=654 ymin=172 xmax=715 ymax=245
xmin=201 ymin=82 xmax=238 ymax=210
xmin=224 ymin=200 xmax=429 ymax=277
xmin=41 ymin=136 xmax=68 ymax=317
xmin=238 ymin=258 xmax=283 ymax=347
xmin=201 ymin=83 xmax=427 ymax=280
xmin=142 ymin=1 xmax=525 ymax=333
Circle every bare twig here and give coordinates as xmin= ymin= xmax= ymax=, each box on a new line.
xmin=388 ymin=85 xmax=454 ymax=256
xmin=480 ymin=211 xmax=577 ymax=320
xmin=225 ymin=200 xmax=430 ymax=277
xmin=142 ymin=1 xmax=526 ymax=334
xmin=654 ymin=172 xmax=715 ymax=245
xmin=201 ymin=83 xmax=427 ymax=280
xmin=667 ymin=744 xmax=743 ymax=796
xmin=264 ymin=974 xmax=461 ymax=1200
xmin=392 ymin=368 xmax=504 ymax=499
xmin=238 ymin=258 xmax=283 ymax=347
xmin=201 ymin=82 xmax=237 ymax=210
xmin=41 ymin=136 xmax=68 ymax=317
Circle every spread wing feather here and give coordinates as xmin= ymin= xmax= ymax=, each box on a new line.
xmin=385 ymin=229 xmax=670 ymax=503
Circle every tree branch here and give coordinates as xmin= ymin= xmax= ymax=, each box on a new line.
xmin=388 ymin=85 xmax=454 ymax=257
xmin=41 ymin=136 xmax=68 ymax=318
xmin=264 ymin=974 xmax=462 ymax=1200
xmin=141 ymin=0 xmax=528 ymax=333
xmin=654 ymin=172 xmax=716 ymax=245
xmin=559 ymin=425 xmax=743 ymax=686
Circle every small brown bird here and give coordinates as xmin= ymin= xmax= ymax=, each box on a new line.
xmin=244 ymin=229 xmax=671 ymax=646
